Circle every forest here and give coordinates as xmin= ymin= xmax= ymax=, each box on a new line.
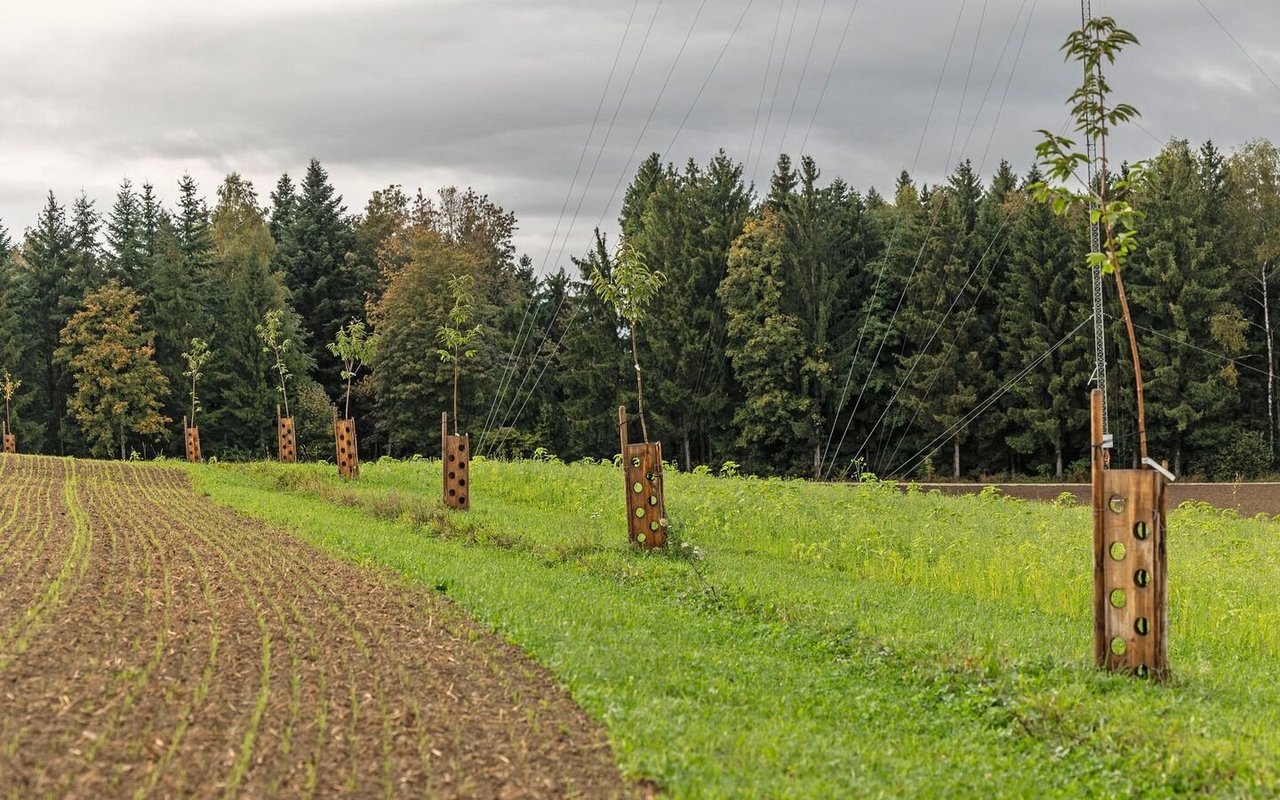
xmin=1 ymin=137 xmax=1277 ymax=481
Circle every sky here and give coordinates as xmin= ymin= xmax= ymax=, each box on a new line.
xmin=3 ymin=0 xmax=1280 ymax=273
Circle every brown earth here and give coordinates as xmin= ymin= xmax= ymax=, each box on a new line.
xmin=0 ymin=456 xmax=644 ymax=799
xmin=903 ymin=480 xmax=1280 ymax=517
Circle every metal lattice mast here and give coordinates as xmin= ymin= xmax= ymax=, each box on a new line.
xmin=1083 ymin=0 xmax=1110 ymax=441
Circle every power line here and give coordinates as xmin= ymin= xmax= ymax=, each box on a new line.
xmin=491 ymin=0 xmax=760 ymax=447
xmin=1194 ymin=0 xmax=1280 ymax=102
xmin=816 ymin=0 xmax=971 ymax=475
xmin=889 ymin=316 xmax=1091 ymax=479
xmin=477 ymin=0 xmax=647 ymax=451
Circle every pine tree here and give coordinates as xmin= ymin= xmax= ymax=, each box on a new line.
xmin=1124 ymin=140 xmax=1248 ymax=475
xmin=276 ymin=159 xmax=358 ymax=397
xmin=554 ymin=232 xmax=628 ymax=460
xmin=999 ymin=169 xmax=1092 ymax=477
xmin=66 ymin=193 xmax=105 ymax=318
xmin=203 ymin=173 xmax=312 ymax=456
xmin=22 ymin=192 xmax=77 ymax=452
xmin=0 ymin=222 xmax=44 ymax=446
xmin=176 ymin=173 xmax=215 ymax=273
xmin=892 ymin=160 xmax=986 ymax=478
xmin=720 ymin=209 xmax=813 ymax=474
xmin=106 ymin=179 xmax=147 ymax=288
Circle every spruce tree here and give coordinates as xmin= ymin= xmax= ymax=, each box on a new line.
xmin=720 ymin=208 xmax=812 ymax=474
xmin=22 ymin=192 xmax=77 ymax=452
xmin=277 ymin=159 xmax=357 ymax=397
xmin=999 ymin=169 xmax=1092 ymax=477
xmin=553 ymin=232 xmax=628 ymax=460
xmin=106 ymin=178 xmax=147 ymax=288
xmin=203 ymin=173 xmax=312 ymax=456
xmin=1125 ymin=140 xmax=1248 ymax=475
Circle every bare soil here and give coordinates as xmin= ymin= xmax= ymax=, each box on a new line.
xmin=904 ymin=480 xmax=1280 ymax=517
xmin=0 ymin=456 xmax=643 ymax=799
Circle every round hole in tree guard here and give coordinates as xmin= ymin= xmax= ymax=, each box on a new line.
xmin=459 ymin=479 xmax=466 ymax=487
xmin=648 ymin=495 xmax=658 ymax=506
xmin=1134 ymin=569 xmax=1151 ymax=588
xmin=634 ymin=507 xmax=645 ymax=518
xmin=448 ymin=471 xmax=456 ymax=480
xmin=649 ymin=521 xmax=659 ymax=531
xmin=448 ymin=454 xmax=455 ymax=463
xmin=459 ymin=441 xmax=467 ymax=452
xmin=1133 ymin=520 xmax=1148 ymax=540
xmin=1109 ymin=541 xmax=1126 ymax=561
xmin=1110 ymin=637 xmax=1127 ymax=656
xmin=632 ymin=482 xmax=643 ymax=493
xmin=1108 ymin=494 xmax=1126 ymax=514
xmin=631 ymin=457 xmax=641 ymax=468
xmin=448 ymin=489 xmax=456 ymax=497
xmin=459 ymin=495 xmax=466 ymax=505
xmin=1109 ymin=589 xmax=1126 ymax=608
xmin=1134 ymin=664 xmax=1150 ymax=679
xmin=1135 ymin=617 xmax=1150 ymax=636
xmin=458 ymin=461 xmax=467 ymax=470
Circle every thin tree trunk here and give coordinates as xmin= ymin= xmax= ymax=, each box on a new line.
xmin=632 ymin=327 xmax=648 ymax=442
xmin=1055 ymin=431 xmax=1064 ymax=479
xmin=683 ymin=430 xmax=691 ymax=473
xmin=345 ymin=368 xmax=353 ymax=420
xmin=120 ymin=425 xmax=126 ymax=461
xmin=953 ymin=440 xmax=961 ymax=479
xmin=453 ymin=361 xmax=460 ymax=434
xmin=1264 ymin=264 xmax=1275 ymax=455
xmin=813 ymin=443 xmax=821 ymax=481
xmin=1096 ymin=87 xmax=1148 ymax=463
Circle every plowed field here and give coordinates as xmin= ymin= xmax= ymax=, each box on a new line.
xmin=0 ymin=456 xmax=635 ymax=799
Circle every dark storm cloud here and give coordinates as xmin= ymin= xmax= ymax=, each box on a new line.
xmin=3 ymin=0 xmax=1280 ymax=269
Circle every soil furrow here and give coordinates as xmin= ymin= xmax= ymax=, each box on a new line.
xmin=0 ymin=457 xmax=637 ymax=799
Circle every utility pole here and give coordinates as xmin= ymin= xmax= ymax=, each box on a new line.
xmin=1083 ymin=0 xmax=1112 ymax=456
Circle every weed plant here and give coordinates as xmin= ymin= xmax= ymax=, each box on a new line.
xmin=190 ymin=458 xmax=1280 ymax=798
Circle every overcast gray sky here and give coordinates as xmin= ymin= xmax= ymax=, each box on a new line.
xmin=3 ymin=0 xmax=1279 ymax=272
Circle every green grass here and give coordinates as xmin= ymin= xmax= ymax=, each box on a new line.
xmin=186 ymin=456 xmax=1280 ymax=798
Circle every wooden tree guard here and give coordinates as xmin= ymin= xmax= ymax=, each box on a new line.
xmin=441 ymin=412 xmax=470 ymax=511
xmin=183 ymin=416 xmax=201 ymax=463
xmin=619 ymin=406 xmax=667 ymax=549
xmin=277 ymin=405 xmax=297 ymax=464
xmin=2 ymin=421 xmax=14 ymax=454
xmin=1092 ymin=389 xmax=1168 ymax=679
xmin=334 ymin=410 xmax=359 ymax=479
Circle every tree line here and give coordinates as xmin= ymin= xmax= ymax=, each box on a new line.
xmin=1 ymin=139 xmax=1277 ymax=480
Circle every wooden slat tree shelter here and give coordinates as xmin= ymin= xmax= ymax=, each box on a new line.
xmin=441 ymin=412 xmax=470 ymax=511
xmin=619 ymin=406 xmax=666 ymax=549
xmin=183 ymin=416 xmax=201 ymax=463
xmin=334 ymin=409 xmax=359 ymax=479
xmin=1092 ymin=389 xmax=1168 ymax=679
xmin=277 ymin=405 xmax=296 ymax=464
xmin=2 ymin=421 xmax=14 ymax=454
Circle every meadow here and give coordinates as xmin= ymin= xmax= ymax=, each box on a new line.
xmin=193 ymin=457 xmax=1280 ymax=798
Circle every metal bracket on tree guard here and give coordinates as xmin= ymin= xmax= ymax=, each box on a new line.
xmin=1142 ymin=458 xmax=1177 ymax=482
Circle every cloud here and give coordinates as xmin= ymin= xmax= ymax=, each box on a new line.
xmin=2 ymin=0 xmax=1279 ymax=271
